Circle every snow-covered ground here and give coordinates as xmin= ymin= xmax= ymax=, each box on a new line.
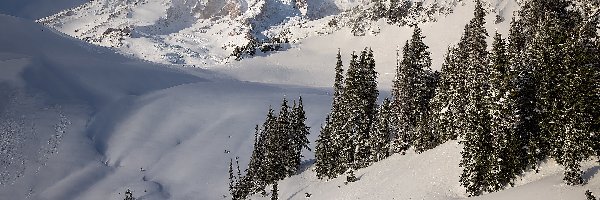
xmin=0 ymin=0 xmax=598 ymax=199
xmin=0 ymin=14 xmax=332 ymax=199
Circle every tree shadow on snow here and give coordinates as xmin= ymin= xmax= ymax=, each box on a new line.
xmin=583 ymin=165 xmax=600 ymax=184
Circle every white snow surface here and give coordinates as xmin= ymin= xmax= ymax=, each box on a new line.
xmin=1 ymin=0 xmax=599 ymax=199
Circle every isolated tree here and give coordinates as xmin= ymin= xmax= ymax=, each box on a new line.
xmin=124 ymin=189 xmax=135 ymax=200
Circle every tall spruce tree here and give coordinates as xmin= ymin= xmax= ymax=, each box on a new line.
xmin=315 ymin=115 xmax=336 ymax=179
xmin=370 ymin=98 xmax=394 ymax=161
xmin=488 ymin=32 xmax=520 ymax=189
xmin=316 ymin=50 xmax=347 ymax=178
xmin=288 ymin=97 xmax=311 ymax=176
xmin=391 ymin=26 xmax=435 ymax=153
xmin=348 ymin=49 xmax=379 ymax=169
xmin=518 ymin=0 xmax=598 ymax=185
xmin=507 ymin=17 xmax=544 ymax=172
xmin=427 ymin=47 xmax=461 ymax=142
xmin=456 ymin=0 xmax=498 ymax=196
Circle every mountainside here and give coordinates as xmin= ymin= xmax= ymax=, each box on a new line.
xmin=0 ymin=14 xmax=332 ymax=200
xmin=1 ymin=0 xmax=599 ymax=200
xmin=37 ymin=0 xmax=518 ymax=66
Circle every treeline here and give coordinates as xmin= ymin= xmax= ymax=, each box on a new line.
xmin=228 ymin=97 xmax=310 ymax=200
xmin=316 ymin=0 xmax=599 ymax=197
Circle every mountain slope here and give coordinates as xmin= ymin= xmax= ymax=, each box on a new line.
xmin=0 ymin=14 xmax=332 ymax=200
xmin=36 ymin=0 xmax=519 ymax=67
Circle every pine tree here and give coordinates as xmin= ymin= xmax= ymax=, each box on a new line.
xmin=229 ymin=158 xmax=235 ymax=192
xmin=428 ymin=47 xmax=461 ymax=142
xmin=316 ymin=50 xmax=347 ymax=178
xmin=124 ymin=189 xmax=134 ymax=200
xmin=518 ymin=0 xmax=599 ymax=185
xmin=456 ymin=0 xmax=498 ymax=196
xmin=371 ymin=0 xmax=387 ymax=20
xmin=488 ymin=32 xmax=521 ymax=190
xmin=391 ymin=26 xmax=435 ymax=153
xmin=348 ymin=49 xmax=379 ymax=169
xmin=315 ymin=115 xmax=335 ymax=179
xmin=270 ymin=182 xmax=279 ymax=200
xmin=288 ymin=97 xmax=311 ymax=176
xmin=370 ymin=98 xmax=394 ymax=161
xmin=507 ymin=16 xmax=545 ymax=172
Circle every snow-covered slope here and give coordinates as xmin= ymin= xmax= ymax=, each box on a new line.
xmin=1 ymin=0 xmax=598 ymax=199
xmin=35 ymin=0 xmax=517 ymax=67
xmin=0 ymin=14 xmax=332 ymax=200
xmin=252 ymin=141 xmax=599 ymax=200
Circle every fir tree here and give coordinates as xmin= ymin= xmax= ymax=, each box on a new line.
xmin=391 ymin=26 xmax=434 ymax=153
xmin=428 ymin=47 xmax=461 ymax=142
xmin=316 ymin=50 xmax=348 ymax=178
xmin=270 ymin=182 xmax=279 ymax=200
xmin=124 ymin=189 xmax=134 ymax=200
xmin=370 ymin=98 xmax=394 ymax=161
xmin=229 ymin=158 xmax=235 ymax=192
xmin=488 ymin=32 xmax=521 ymax=190
xmin=315 ymin=115 xmax=336 ymax=179
xmin=519 ymin=0 xmax=598 ymax=185
xmin=456 ymin=0 xmax=498 ymax=196
xmin=345 ymin=48 xmax=379 ymax=169
xmin=288 ymin=97 xmax=311 ymax=176
xmin=371 ymin=0 xmax=387 ymax=20
xmin=507 ymin=16 xmax=544 ymax=172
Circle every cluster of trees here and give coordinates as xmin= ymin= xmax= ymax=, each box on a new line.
xmin=316 ymin=0 xmax=599 ymax=197
xmin=438 ymin=0 xmax=599 ymax=195
xmin=314 ymin=48 xmax=381 ymax=179
xmin=370 ymin=0 xmax=445 ymax=26
xmin=314 ymin=27 xmax=438 ymax=180
xmin=229 ymin=97 xmax=310 ymax=200
xmin=231 ymin=32 xmax=290 ymax=61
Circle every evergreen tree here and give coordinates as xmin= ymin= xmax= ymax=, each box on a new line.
xmin=391 ymin=26 xmax=434 ymax=153
xmin=288 ymin=97 xmax=311 ymax=176
xmin=315 ymin=115 xmax=336 ymax=179
xmin=488 ymin=32 xmax=521 ymax=190
xmin=427 ymin=47 xmax=462 ymax=142
xmin=124 ymin=189 xmax=134 ymax=200
xmin=517 ymin=0 xmax=599 ymax=185
xmin=348 ymin=49 xmax=379 ymax=169
xmin=270 ymin=182 xmax=279 ymax=200
xmin=370 ymin=98 xmax=394 ymax=161
xmin=387 ymin=0 xmax=412 ymax=25
xmin=456 ymin=0 xmax=498 ymax=196
xmin=507 ymin=16 xmax=545 ymax=172
xmin=371 ymin=0 xmax=387 ymax=20
xmin=229 ymin=158 xmax=235 ymax=192
xmin=316 ymin=50 xmax=348 ymax=178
